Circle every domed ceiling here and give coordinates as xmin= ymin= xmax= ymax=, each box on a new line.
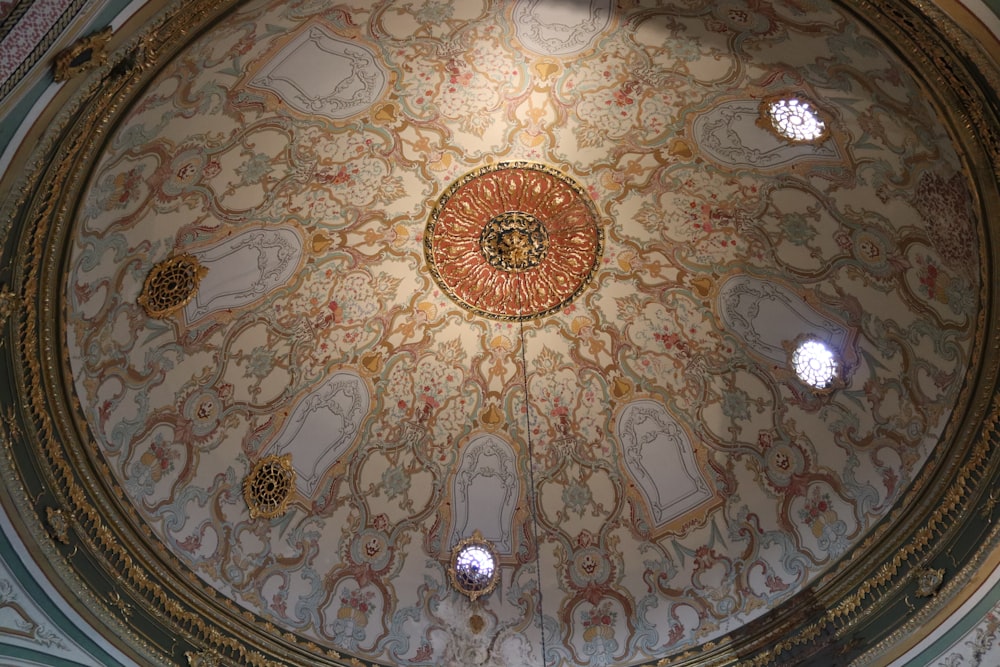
xmin=3 ymin=0 xmax=1000 ymax=665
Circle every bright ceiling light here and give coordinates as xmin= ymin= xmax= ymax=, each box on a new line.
xmin=791 ymin=338 xmax=839 ymax=389
xmin=766 ymin=98 xmax=828 ymax=142
xmin=449 ymin=532 xmax=499 ymax=601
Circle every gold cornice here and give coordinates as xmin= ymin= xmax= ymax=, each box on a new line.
xmin=0 ymin=1 xmax=173 ymax=238
xmin=52 ymin=27 xmax=113 ymax=83
xmin=0 ymin=1 xmax=302 ymax=665
xmin=5 ymin=0 xmax=386 ymax=658
xmin=855 ymin=523 xmax=1000 ymax=665
xmin=0 ymin=410 xmax=173 ymax=667
xmin=927 ymin=0 xmax=1000 ymax=71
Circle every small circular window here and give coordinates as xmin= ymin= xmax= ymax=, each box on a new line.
xmin=449 ymin=531 xmax=499 ymax=601
xmin=764 ymin=97 xmax=828 ymax=142
xmin=791 ymin=338 xmax=839 ymax=389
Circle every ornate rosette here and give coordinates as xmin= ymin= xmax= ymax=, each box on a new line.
xmin=137 ymin=254 xmax=208 ymax=319
xmin=244 ymin=454 xmax=295 ymax=519
xmin=425 ymin=162 xmax=602 ymax=320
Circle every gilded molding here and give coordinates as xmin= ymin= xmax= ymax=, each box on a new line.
xmin=853 ymin=522 xmax=1000 ymax=665
xmin=0 ymin=289 xmax=17 ymax=326
xmin=187 ymin=651 xmax=222 ymax=667
xmin=52 ymin=27 xmax=113 ymax=82
xmin=45 ymin=507 xmax=71 ymax=545
xmin=915 ymin=567 xmax=946 ymax=597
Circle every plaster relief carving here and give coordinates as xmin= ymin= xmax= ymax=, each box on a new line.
xmin=692 ymin=99 xmax=842 ymax=170
xmin=512 ymin=0 xmax=614 ymax=56
xmin=450 ymin=433 xmax=519 ymax=555
xmin=265 ymin=370 xmax=370 ymax=496
xmin=616 ymin=400 xmax=714 ymax=529
xmin=718 ymin=274 xmax=850 ymax=364
xmin=0 ymin=575 xmax=70 ymax=658
xmin=249 ymin=23 xmax=387 ymax=120
xmin=185 ymin=227 xmax=303 ymax=322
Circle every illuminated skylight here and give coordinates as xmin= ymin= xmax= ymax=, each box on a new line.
xmin=449 ymin=532 xmax=500 ymax=601
xmin=792 ymin=338 xmax=838 ymax=389
xmin=766 ymin=98 xmax=827 ymax=142
xmin=455 ymin=544 xmax=496 ymax=591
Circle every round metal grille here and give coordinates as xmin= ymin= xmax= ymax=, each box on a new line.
xmin=791 ymin=338 xmax=839 ymax=389
xmin=244 ymin=455 xmax=295 ymax=519
xmin=137 ymin=254 xmax=207 ymax=318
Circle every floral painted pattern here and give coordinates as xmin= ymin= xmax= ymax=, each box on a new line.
xmin=62 ymin=0 xmax=981 ymax=665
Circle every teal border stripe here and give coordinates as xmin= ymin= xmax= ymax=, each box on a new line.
xmin=0 ymin=0 xmax=137 ymax=159
xmin=0 ymin=526 xmax=131 ymax=667
xmin=905 ymin=579 xmax=1000 ymax=665
xmin=0 ymin=643 xmax=98 ymax=666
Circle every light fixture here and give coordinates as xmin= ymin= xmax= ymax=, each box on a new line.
xmin=791 ymin=337 xmax=839 ymax=389
xmin=763 ymin=97 xmax=828 ymax=142
xmin=448 ymin=530 xmax=499 ymax=601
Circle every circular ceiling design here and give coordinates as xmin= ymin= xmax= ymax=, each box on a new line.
xmin=59 ymin=0 xmax=985 ymax=662
xmin=3 ymin=0 xmax=998 ymax=665
xmin=426 ymin=162 xmax=602 ymax=320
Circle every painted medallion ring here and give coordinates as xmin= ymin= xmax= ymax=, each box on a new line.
xmin=425 ymin=162 xmax=603 ymax=320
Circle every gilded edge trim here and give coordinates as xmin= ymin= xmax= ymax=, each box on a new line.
xmin=853 ymin=522 xmax=1000 ymax=665
xmin=52 ymin=26 xmax=113 ymax=82
xmin=0 ymin=0 xmax=997 ymax=665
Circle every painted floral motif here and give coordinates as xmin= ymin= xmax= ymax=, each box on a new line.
xmin=162 ymin=150 xmax=221 ymax=197
xmin=380 ymin=465 xmax=410 ymax=499
xmin=798 ymin=487 xmax=848 ymax=557
xmin=707 ymin=0 xmax=783 ymax=39
xmin=61 ymin=0 xmax=981 ymax=665
xmin=127 ymin=436 xmax=180 ymax=497
xmin=916 ymin=254 xmax=976 ymax=316
xmin=84 ymin=166 xmax=146 ymax=218
xmin=913 ymin=171 xmax=978 ymax=267
xmin=781 ymin=212 xmax=816 ymax=245
xmin=580 ymin=601 xmax=619 ymax=666
xmin=331 ymin=588 xmax=375 ymax=649
xmin=562 ymin=482 xmax=592 ymax=516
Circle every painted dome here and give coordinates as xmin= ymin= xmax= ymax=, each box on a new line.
xmin=2 ymin=0 xmax=1000 ymax=665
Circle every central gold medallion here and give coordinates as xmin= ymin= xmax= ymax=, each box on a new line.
xmin=426 ymin=162 xmax=602 ymax=320
xmin=480 ymin=211 xmax=549 ymax=272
